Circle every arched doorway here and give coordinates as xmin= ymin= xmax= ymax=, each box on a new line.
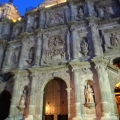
xmin=115 ymin=83 xmax=120 ymax=119
xmin=0 ymin=90 xmax=11 ymax=120
xmin=43 ymin=78 xmax=68 ymax=120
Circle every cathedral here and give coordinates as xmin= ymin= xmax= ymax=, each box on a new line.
xmin=0 ymin=0 xmax=120 ymax=120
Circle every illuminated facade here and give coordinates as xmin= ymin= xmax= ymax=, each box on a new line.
xmin=0 ymin=0 xmax=120 ymax=120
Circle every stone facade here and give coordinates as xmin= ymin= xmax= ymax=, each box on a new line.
xmin=0 ymin=0 xmax=120 ymax=120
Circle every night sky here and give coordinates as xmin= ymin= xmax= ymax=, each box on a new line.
xmin=0 ymin=0 xmax=44 ymax=16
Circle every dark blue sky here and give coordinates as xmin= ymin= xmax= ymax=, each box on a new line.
xmin=0 ymin=0 xmax=44 ymax=16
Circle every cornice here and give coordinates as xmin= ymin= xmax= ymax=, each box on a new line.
xmin=99 ymin=17 xmax=120 ymax=28
xmin=11 ymin=69 xmax=29 ymax=76
xmin=28 ymin=64 xmax=68 ymax=73
xmin=8 ymin=39 xmax=22 ymax=45
xmin=0 ymin=39 xmax=7 ymax=44
xmin=69 ymin=61 xmax=91 ymax=70
xmin=107 ymin=64 xmax=119 ymax=74
xmin=40 ymin=24 xmax=69 ymax=34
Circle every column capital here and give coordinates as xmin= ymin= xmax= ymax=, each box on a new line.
xmin=92 ymin=58 xmax=109 ymax=70
xmin=70 ymin=61 xmax=91 ymax=74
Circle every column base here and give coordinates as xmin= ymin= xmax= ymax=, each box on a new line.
xmin=25 ymin=115 xmax=34 ymax=120
xmin=72 ymin=116 xmax=83 ymax=120
xmin=84 ymin=114 xmax=96 ymax=120
xmin=5 ymin=115 xmax=23 ymax=120
xmin=100 ymin=113 xmax=112 ymax=120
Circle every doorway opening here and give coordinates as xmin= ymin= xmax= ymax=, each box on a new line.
xmin=115 ymin=82 xmax=120 ymax=119
xmin=0 ymin=90 xmax=11 ymax=120
xmin=43 ymin=78 xmax=68 ymax=120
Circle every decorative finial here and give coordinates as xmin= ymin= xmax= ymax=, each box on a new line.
xmin=9 ymin=0 xmax=13 ymax=4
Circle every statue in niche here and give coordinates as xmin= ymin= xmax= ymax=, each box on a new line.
xmin=9 ymin=48 xmax=20 ymax=66
xmin=11 ymin=52 xmax=16 ymax=64
xmin=102 ymin=6 xmax=111 ymax=19
xmin=77 ymin=7 xmax=84 ymax=18
xmin=32 ymin=17 xmax=39 ymax=30
xmin=49 ymin=13 xmax=64 ymax=25
xmin=26 ymin=47 xmax=35 ymax=65
xmin=110 ymin=33 xmax=119 ymax=46
xmin=80 ymin=37 xmax=88 ymax=56
xmin=84 ymin=84 xmax=94 ymax=103
xmin=11 ymin=26 xmax=23 ymax=39
xmin=18 ymin=89 xmax=27 ymax=113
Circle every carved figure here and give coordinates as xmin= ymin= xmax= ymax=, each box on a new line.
xmin=26 ymin=47 xmax=35 ymax=65
xmin=80 ymin=38 xmax=88 ymax=56
xmin=49 ymin=13 xmax=64 ymax=25
xmin=84 ymin=84 xmax=94 ymax=103
xmin=11 ymin=52 xmax=16 ymax=64
xmin=110 ymin=33 xmax=119 ymax=46
xmin=102 ymin=7 xmax=111 ymax=19
xmin=32 ymin=17 xmax=39 ymax=30
xmin=45 ymin=35 xmax=65 ymax=60
xmin=18 ymin=89 xmax=27 ymax=113
xmin=78 ymin=7 xmax=84 ymax=18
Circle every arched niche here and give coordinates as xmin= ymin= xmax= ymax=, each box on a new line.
xmin=114 ymin=82 xmax=120 ymax=119
xmin=113 ymin=57 xmax=120 ymax=68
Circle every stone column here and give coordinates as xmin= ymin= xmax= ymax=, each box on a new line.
xmin=93 ymin=58 xmax=118 ymax=120
xmin=0 ymin=42 xmax=7 ymax=68
xmin=71 ymin=29 xmax=78 ymax=60
xmin=66 ymin=88 xmax=72 ymax=119
xmin=85 ymin=0 xmax=96 ymax=17
xmin=28 ymin=73 xmax=36 ymax=120
xmin=72 ymin=70 xmax=83 ymax=120
xmin=34 ymin=34 xmax=42 ymax=66
xmin=18 ymin=41 xmax=26 ymax=69
xmin=9 ymin=75 xmax=19 ymax=117
xmin=68 ymin=0 xmax=75 ymax=20
xmin=66 ymin=31 xmax=70 ymax=61
xmin=39 ymin=9 xmax=45 ymax=29
xmin=39 ymin=91 xmax=44 ymax=120
xmin=89 ymin=20 xmax=103 ymax=57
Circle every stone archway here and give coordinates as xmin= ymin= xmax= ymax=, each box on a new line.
xmin=0 ymin=90 xmax=11 ymax=120
xmin=115 ymin=82 xmax=120 ymax=119
xmin=43 ymin=77 xmax=68 ymax=120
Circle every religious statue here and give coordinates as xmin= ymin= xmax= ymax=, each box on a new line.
xmin=84 ymin=84 xmax=94 ymax=103
xmin=77 ymin=7 xmax=84 ymax=18
xmin=110 ymin=33 xmax=119 ymax=46
xmin=102 ymin=6 xmax=111 ymax=19
xmin=80 ymin=37 xmax=88 ymax=56
xmin=32 ymin=17 xmax=39 ymax=30
xmin=18 ymin=89 xmax=27 ymax=113
xmin=11 ymin=52 xmax=17 ymax=65
xmin=26 ymin=47 xmax=35 ymax=65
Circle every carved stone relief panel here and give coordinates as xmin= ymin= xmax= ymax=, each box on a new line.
xmin=3 ymin=45 xmax=21 ymax=68
xmin=46 ymin=8 xmax=64 ymax=27
xmin=101 ymin=29 xmax=120 ymax=52
xmin=26 ymin=15 xmax=39 ymax=32
xmin=95 ymin=0 xmax=119 ymax=19
xmin=2 ymin=24 xmax=11 ymax=39
xmin=0 ymin=24 xmax=3 ymax=38
xmin=42 ymin=32 xmax=67 ymax=65
xmin=11 ymin=22 xmax=25 ymax=40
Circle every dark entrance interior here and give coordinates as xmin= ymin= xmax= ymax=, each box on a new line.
xmin=0 ymin=90 xmax=11 ymax=120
